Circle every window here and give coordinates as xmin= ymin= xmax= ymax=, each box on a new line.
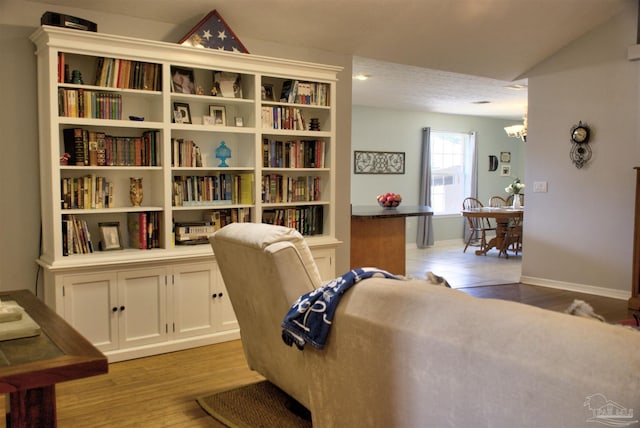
xmin=430 ymin=131 xmax=474 ymax=215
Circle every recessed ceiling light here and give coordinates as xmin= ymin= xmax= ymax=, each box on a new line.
xmin=353 ymin=74 xmax=370 ymax=81
xmin=505 ymin=84 xmax=527 ymax=90
xmin=472 ymin=100 xmax=491 ymax=104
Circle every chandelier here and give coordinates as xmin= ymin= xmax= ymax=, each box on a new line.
xmin=505 ymin=113 xmax=527 ymax=142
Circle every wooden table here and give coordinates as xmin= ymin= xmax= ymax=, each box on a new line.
xmin=0 ymin=290 xmax=108 ymax=427
xmin=461 ymin=207 xmax=523 ymax=256
xmin=351 ymin=205 xmax=433 ymax=275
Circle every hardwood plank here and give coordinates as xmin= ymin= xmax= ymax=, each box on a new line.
xmin=459 ymin=283 xmax=635 ymax=322
xmin=54 ymin=340 xmax=262 ymax=427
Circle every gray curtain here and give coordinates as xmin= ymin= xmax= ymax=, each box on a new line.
xmin=463 ymin=132 xmax=479 ymax=241
xmin=417 ymin=127 xmax=434 ymax=248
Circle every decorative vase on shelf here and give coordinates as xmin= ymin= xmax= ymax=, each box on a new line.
xmin=129 ymin=177 xmax=143 ymax=206
xmin=512 ymin=194 xmax=521 ymax=209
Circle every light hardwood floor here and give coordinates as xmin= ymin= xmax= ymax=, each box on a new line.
xmin=9 ymin=243 xmax=634 ymax=427
xmin=56 ymin=340 xmax=262 ymax=427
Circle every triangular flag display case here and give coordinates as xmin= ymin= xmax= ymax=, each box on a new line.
xmin=179 ymin=10 xmax=249 ymax=53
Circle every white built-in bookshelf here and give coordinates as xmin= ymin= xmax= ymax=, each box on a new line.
xmin=30 ymin=26 xmax=340 ymax=361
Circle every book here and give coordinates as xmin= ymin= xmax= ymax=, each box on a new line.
xmin=62 ymin=127 xmax=84 ymax=166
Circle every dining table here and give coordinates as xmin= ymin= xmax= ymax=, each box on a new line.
xmin=461 ymin=206 xmax=524 ymax=256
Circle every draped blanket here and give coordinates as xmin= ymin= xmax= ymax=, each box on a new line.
xmin=281 ymin=267 xmax=402 ymax=349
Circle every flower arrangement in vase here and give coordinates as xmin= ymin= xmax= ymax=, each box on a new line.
xmin=505 ymin=177 xmax=525 ymax=208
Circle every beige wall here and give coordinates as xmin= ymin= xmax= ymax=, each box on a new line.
xmin=522 ymin=1 xmax=638 ymax=298
xmin=0 ymin=1 xmax=352 ymax=293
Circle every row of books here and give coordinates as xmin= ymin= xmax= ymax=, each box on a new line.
xmin=95 ymin=57 xmax=162 ymax=91
xmin=61 ymin=175 xmax=113 ymax=210
xmin=58 ymin=88 xmax=122 ymax=119
xmin=63 ymin=128 xmax=160 ymax=167
xmin=172 ymin=173 xmax=253 ymax=206
xmin=171 ymin=138 xmax=203 ymax=167
xmin=62 ymin=215 xmax=94 ymax=255
xmin=279 ymin=80 xmax=329 ymax=106
xmin=174 ymin=208 xmax=252 ymax=245
xmin=127 ymin=212 xmax=161 ymax=249
xmin=262 ymin=206 xmax=324 ymax=236
xmin=261 ymin=175 xmax=321 ymax=203
xmin=261 ymin=106 xmax=307 ymax=130
xmin=262 ymin=138 xmax=326 ymax=168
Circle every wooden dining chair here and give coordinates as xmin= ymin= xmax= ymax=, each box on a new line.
xmin=505 ymin=193 xmax=524 ymax=206
xmin=462 ymin=197 xmax=494 ymax=253
xmin=499 ymin=216 xmax=523 ymax=258
xmin=489 ymin=196 xmax=508 ymax=207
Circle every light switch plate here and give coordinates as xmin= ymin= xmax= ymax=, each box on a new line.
xmin=533 ymin=181 xmax=548 ymax=193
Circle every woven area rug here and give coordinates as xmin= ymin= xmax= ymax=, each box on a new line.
xmin=197 ymin=380 xmax=312 ymax=428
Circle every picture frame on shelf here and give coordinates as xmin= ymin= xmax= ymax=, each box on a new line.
xmin=213 ymin=71 xmax=242 ymax=98
xmin=170 ymin=66 xmax=196 ymax=94
xmin=173 ymin=102 xmax=191 ymax=124
xmin=99 ymin=222 xmax=122 ymax=251
xmin=500 ymin=151 xmax=511 ymax=163
xmin=234 ymin=116 xmax=244 ymax=127
xmin=209 ymin=105 xmax=226 ymax=126
xmin=261 ymin=84 xmax=274 ymax=101
xmin=500 ymin=165 xmax=511 ymax=176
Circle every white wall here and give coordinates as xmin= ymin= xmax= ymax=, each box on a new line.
xmin=522 ymin=2 xmax=638 ymax=298
xmin=0 ymin=0 xmax=353 ymax=293
xmin=351 ymin=105 xmax=525 ymax=242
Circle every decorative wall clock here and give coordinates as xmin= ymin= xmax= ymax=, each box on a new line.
xmin=569 ymin=121 xmax=592 ymax=169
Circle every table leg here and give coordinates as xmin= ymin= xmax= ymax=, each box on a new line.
xmin=8 ymin=386 xmax=56 ymax=428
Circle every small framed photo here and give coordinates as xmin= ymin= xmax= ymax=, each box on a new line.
xmin=170 ymin=66 xmax=196 ymax=94
xmin=234 ymin=116 xmax=244 ymax=127
xmin=99 ymin=222 xmax=122 ymax=251
xmin=500 ymin=165 xmax=511 ymax=176
xmin=500 ymin=151 xmax=511 ymax=163
xmin=209 ymin=105 xmax=226 ymax=126
xmin=261 ymin=84 xmax=274 ymax=101
xmin=173 ymin=102 xmax=191 ymax=124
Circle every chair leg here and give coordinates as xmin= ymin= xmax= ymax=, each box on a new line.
xmin=463 ymin=230 xmax=474 ymax=252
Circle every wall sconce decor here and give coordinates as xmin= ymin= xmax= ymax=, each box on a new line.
xmin=569 ymin=121 xmax=592 ymax=169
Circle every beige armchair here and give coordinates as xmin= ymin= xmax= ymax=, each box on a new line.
xmin=210 ymin=222 xmax=640 ymax=428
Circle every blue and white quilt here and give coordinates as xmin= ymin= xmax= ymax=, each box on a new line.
xmin=281 ymin=267 xmax=402 ymax=349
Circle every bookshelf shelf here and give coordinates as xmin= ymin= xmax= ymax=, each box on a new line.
xmin=32 ymin=25 xmax=340 ymax=361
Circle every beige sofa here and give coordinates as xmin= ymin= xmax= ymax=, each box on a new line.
xmin=210 ymin=223 xmax=640 ymax=428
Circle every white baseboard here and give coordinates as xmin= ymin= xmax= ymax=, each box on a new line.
xmin=520 ymin=275 xmax=630 ymax=300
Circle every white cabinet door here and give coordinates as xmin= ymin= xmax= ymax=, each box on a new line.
xmin=172 ymin=262 xmax=217 ymax=339
xmin=117 ymin=268 xmax=168 ymax=348
xmin=312 ymin=248 xmax=335 ymax=281
xmin=63 ymin=272 xmax=119 ymax=352
xmin=211 ymin=261 xmax=238 ymax=332
xmin=172 ymin=261 xmax=237 ymax=339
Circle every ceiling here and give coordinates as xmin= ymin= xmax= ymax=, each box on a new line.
xmin=29 ymin=0 xmax=631 ymax=119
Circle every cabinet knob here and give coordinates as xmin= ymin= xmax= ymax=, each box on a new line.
xmin=112 ymin=307 xmax=118 ymax=312
xmin=218 ymin=292 xmax=224 ymax=298
xmin=120 ymin=305 xmax=125 ymax=311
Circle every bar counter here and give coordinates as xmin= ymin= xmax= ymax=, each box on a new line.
xmin=350 ymin=205 xmax=433 ymax=275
